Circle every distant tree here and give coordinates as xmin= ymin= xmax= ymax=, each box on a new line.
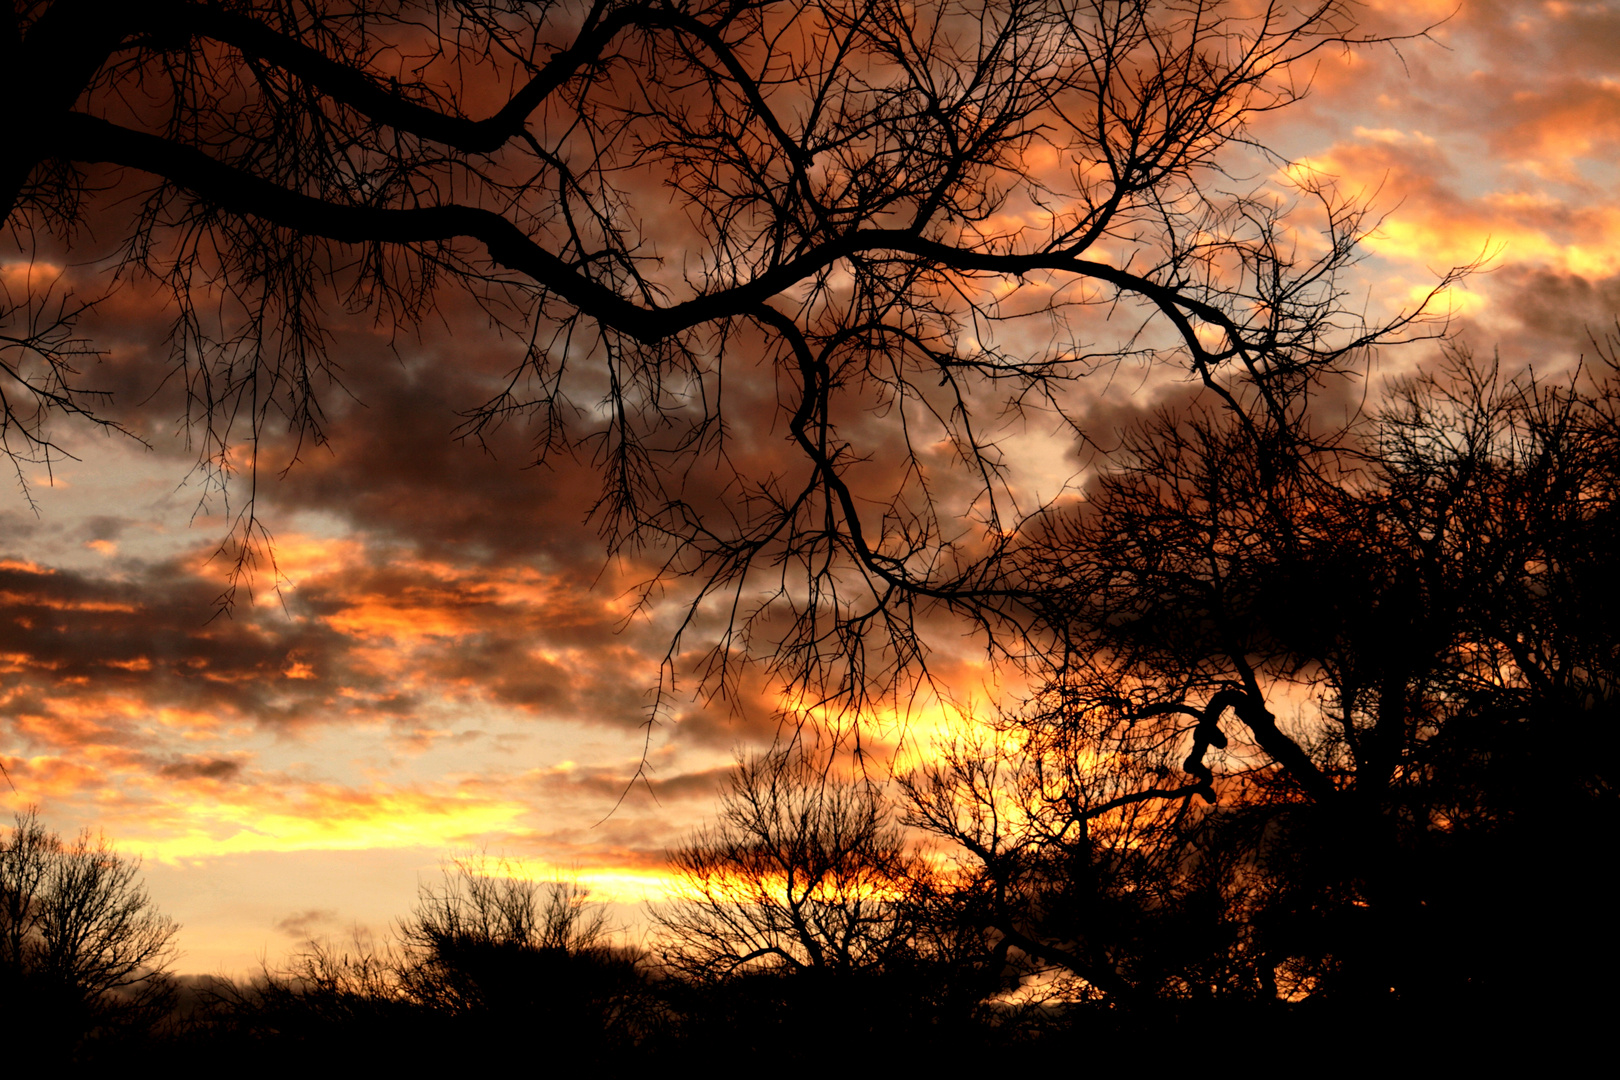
xmin=0 ymin=809 xmax=179 ymax=1048
xmin=656 ymin=748 xmax=929 ymax=981
xmin=656 ymin=747 xmax=1015 ymax=1056
xmin=402 ymin=854 xmax=608 ymax=958
xmin=395 ymin=854 xmax=643 ymax=1037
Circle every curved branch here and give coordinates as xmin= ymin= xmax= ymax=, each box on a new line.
xmin=52 ymin=114 xmax=1304 ymax=356
xmin=159 ymin=1 xmax=791 ymax=161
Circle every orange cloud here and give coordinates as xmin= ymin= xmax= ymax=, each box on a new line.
xmin=1286 ymin=131 xmax=1620 ymax=286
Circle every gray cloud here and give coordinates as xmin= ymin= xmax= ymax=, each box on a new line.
xmin=272 ymin=909 xmax=343 ymax=940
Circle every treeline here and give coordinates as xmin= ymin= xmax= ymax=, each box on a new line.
xmin=7 ymin=348 xmax=1617 ymax=1066
xmin=0 ymin=813 xmax=1017 ymax=1069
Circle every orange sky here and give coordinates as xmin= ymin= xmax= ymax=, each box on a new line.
xmin=3 ymin=0 xmax=1618 ymax=976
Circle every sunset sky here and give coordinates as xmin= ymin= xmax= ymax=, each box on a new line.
xmin=3 ymin=0 xmax=1618 ymax=976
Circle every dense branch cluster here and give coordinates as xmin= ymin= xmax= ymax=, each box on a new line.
xmin=656 ymin=748 xmax=928 ymax=979
xmin=903 ymin=346 xmax=1620 ymax=1007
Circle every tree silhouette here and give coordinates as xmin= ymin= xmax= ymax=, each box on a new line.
xmin=657 ymin=748 xmax=927 ymax=980
xmin=901 ymin=344 xmax=1620 ymax=1031
xmin=0 ymin=809 xmax=179 ymax=1049
xmin=395 ymin=854 xmax=644 ymax=1041
xmin=3 ymin=0 xmax=1460 ymax=715
xmin=656 ymin=746 xmax=1008 ymax=1057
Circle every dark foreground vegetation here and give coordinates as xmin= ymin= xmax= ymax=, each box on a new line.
xmin=3 ymin=0 xmax=1615 ymax=1066
xmin=8 ymin=344 xmax=1618 ymax=1063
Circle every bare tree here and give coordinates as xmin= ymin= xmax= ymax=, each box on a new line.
xmin=655 ymin=747 xmax=932 ymax=980
xmin=0 ymin=809 xmax=180 ymax=1039
xmin=395 ymin=854 xmax=621 ymax=1013
xmin=403 ymin=854 xmax=608 ymax=956
xmin=4 ymin=0 xmax=1460 ymax=721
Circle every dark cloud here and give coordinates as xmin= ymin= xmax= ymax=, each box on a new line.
xmin=1463 ymin=0 xmax=1620 ymax=80
xmin=527 ymin=761 xmax=733 ymax=804
xmin=258 ymin=356 xmax=611 ymax=568
xmin=80 ymin=516 xmax=130 ymax=544
xmin=0 ymin=557 xmax=356 ymax=740
xmin=157 ymin=756 xmax=244 ymax=782
xmin=0 ymin=511 xmax=42 ymax=543
xmin=273 ymin=908 xmax=343 ymax=940
xmin=0 ymin=499 xmax=740 ymax=784
xmin=1484 ymin=268 xmax=1620 ymax=367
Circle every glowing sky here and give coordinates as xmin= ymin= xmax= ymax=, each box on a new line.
xmin=3 ymin=0 xmax=1618 ymax=975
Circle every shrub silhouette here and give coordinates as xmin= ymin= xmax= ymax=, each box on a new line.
xmin=192 ymin=857 xmax=650 ymax=1067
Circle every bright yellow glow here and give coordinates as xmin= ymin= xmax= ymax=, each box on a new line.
xmin=129 ymin=786 xmax=531 ymax=863
xmin=1287 ymin=135 xmax=1620 ymax=282
xmin=463 ymin=858 xmax=679 ymax=904
xmin=1409 ymin=283 xmax=1487 ymax=319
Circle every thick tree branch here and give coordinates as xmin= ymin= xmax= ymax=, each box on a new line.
xmin=51 ymin=111 xmax=1260 ymax=354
